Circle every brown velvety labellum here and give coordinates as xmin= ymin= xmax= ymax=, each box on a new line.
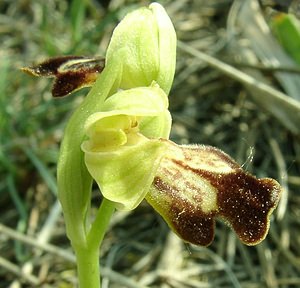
xmin=152 ymin=176 xmax=216 ymax=246
xmin=216 ymin=172 xmax=281 ymax=245
xmin=21 ymin=56 xmax=105 ymax=97
xmin=147 ymin=140 xmax=282 ymax=246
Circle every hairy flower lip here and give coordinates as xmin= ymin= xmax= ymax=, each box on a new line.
xmin=146 ymin=140 xmax=282 ymax=246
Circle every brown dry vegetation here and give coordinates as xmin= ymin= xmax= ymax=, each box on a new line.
xmin=1 ymin=0 xmax=300 ymax=287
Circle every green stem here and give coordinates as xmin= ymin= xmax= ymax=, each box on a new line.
xmin=75 ymin=198 xmax=115 ymax=288
xmin=76 ymin=245 xmax=100 ymax=288
xmin=87 ymin=198 xmax=115 ymax=250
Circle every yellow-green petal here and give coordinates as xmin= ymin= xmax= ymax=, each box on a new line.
xmin=87 ymin=84 xmax=172 ymax=139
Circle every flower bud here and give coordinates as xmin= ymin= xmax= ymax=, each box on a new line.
xmin=106 ymin=3 xmax=176 ymax=94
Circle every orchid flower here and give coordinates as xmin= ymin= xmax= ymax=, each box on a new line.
xmin=23 ymin=2 xmax=282 ymax=287
xmin=80 ymin=3 xmax=281 ymax=248
xmin=81 ymin=74 xmax=281 ymax=247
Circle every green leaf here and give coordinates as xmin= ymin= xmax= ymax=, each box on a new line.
xmin=271 ymin=13 xmax=300 ymax=65
xmin=57 ymin=56 xmax=122 ymax=246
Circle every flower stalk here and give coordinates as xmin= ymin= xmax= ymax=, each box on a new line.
xmin=75 ymin=198 xmax=115 ymax=288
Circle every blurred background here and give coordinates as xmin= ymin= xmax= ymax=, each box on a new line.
xmin=1 ymin=0 xmax=300 ymax=287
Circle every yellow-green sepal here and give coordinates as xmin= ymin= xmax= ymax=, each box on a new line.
xmin=82 ymin=137 xmax=168 ymax=210
xmin=150 ymin=3 xmax=176 ymax=94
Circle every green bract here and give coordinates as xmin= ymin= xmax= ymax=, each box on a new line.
xmin=81 ymin=84 xmax=171 ymax=210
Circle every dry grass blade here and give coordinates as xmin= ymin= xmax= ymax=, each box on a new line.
xmin=177 ymin=40 xmax=300 ymax=134
xmin=234 ymin=0 xmax=300 ymax=101
xmin=0 ymin=223 xmax=149 ymax=288
xmin=0 ymin=223 xmax=75 ymax=263
xmin=0 ymin=256 xmax=39 ymax=286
